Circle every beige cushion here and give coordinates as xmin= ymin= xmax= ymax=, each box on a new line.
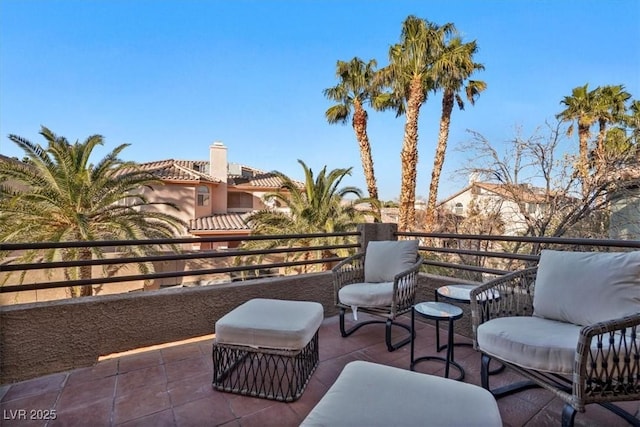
xmin=214 ymin=298 xmax=324 ymax=350
xmin=338 ymin=282 xmax=393 ymax=307
xmin=364 ymin=240 xmax=418 ymax=283
xmin=477 ymin=316 xmax=582 ymax=374
xmin=533 ymin=250 xmax=640 ymax=326
xmin=300 ymin=361 xmax=502 ymax=427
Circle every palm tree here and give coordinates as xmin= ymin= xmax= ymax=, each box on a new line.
xmin=627 ymin=100 xmax=640 ymax=149
xmin=324 ymin=58 xmax=381 ymax=204
xmin=243 ymin=160 xmax=378 ymax=272
xmin=378 ymin=16 xmax=455 ymax=231
xmin=556 ymin=84 xmax=600 ymax=195
xmin=593 ymin=85 xmax=631 ymax=170
xmin=0 ymin=127 xmax=186 ymax=297
xmin=424 ymin=37 xmax=486 ymax=231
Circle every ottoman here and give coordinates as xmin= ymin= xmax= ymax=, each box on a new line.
xmin=301 ymin=361 xmax=502 ymax=426
xmin=212 ymin=298 xmax=324 ymax=402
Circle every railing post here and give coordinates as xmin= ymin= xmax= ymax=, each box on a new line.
xmin=357 ymin=223 xmax=398 ymax=251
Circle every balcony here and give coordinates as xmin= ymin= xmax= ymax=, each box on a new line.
xmin=1 ymin=224 xmax=639 ymax=426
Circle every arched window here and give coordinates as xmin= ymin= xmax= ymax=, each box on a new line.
xmin=454 ymin=202 xmax=464 ymax=215
xmin=197 ymin=185 xmax=210 ymax=207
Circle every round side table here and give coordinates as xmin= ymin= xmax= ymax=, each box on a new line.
xmin=434 ymin=284 xmax=478 ymax=351
xmin=435 ymin=284 xmax=504 ymax=376
xmin=410 ymin=301 xmax=465 ymax=381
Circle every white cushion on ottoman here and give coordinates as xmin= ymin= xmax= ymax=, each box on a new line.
xmin=300 ymin=361 xmax=502 ymax=427
xmin=215 ymin=298 xmax=324 ymax=350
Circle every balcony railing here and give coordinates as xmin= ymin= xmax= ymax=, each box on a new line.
xmin=1 ymin=223 xmax=638 ymax=384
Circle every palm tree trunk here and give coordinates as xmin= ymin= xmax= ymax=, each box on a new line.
xmin=594 ymin=119 xmax=607 ymax=179
xmin=79 ymin=248 xmax=93 ymax=297
xmin=352 ymin=103 xmax=379 ymax=203
xmin=577 ymin=123 xmax=590 ymax=197
xmin=425 ymin=89 xmax=454 ymax=231
xmin=399 ymin=78 xmax=424 ymax=231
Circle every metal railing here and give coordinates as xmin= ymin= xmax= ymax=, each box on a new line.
xmin=0 ymin=232 xmax=360 ymax=294
xmin=2 ymin=227 xmax=639 ymax=296
xmin=398 ymin=231 xmax=640 ymax=279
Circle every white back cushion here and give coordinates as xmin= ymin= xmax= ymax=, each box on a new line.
xmin=364 ymin=240 xmax=419 ymax=283
xmin=533 ymin=250 xmax=640 ymax=326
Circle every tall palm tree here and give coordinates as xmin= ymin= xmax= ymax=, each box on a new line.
xmin=378 ymin=16 xmax=455 ymax=231
xmin=324 ymin=57 xmax=381 ymax=203
xmin=243 ymin=160 xmax=378 ymax=272
xmin=557 ymin=84 xmax=600 ymax=195
xmin=424 ymin=37 xmax=486 ymax=231
xmin=593 ymin=85 xmax=631 ymax=170
xmin=0 ymin=127 xmax=186 ymax=297
xmin=627 ymin=100 xmax=640 ymax=149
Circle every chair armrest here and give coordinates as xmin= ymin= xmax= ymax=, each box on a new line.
xmin=391 ymin=256 xmax=424 ymax=314
xmin=470 ymin=267 xmax=537 ymax=342
xmin=574 ymin=313 xmax=640 ymax=405
xmin=332 ymin=253 xmax=365 ymax=305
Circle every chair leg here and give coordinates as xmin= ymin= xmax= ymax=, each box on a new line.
xmin=339 ymin=308 xmax=412 ymax=352
xmin=562 ymin=404 xmax=577 ymax=427
xmin=481 ymin=353 xmax=539 ymax=398
xmin=385 ymin=318 xmax=413 ymax=352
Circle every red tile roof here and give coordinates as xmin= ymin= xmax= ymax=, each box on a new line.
xmin=189 ymin=213 xmax=252 ymax=232
xmin=137 ymin=160 xmax=222 ymax=183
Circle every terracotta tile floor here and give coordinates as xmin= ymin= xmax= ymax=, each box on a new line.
xmin=1 ymin=314 xmax=639 ymax=426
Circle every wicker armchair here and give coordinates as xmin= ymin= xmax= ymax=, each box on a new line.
xmin=470 ymin=250 xmax=640 ymax=427
xmin=332 ymin=240 xmax=423 ymax=352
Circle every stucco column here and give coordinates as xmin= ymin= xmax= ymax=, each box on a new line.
xmin=357 ymin=223 xmax=398 ymax=251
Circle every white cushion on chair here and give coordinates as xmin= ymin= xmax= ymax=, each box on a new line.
xmin=364 ymin=240 xmax=419 ymax=283
xmin=338 ymin=282 xmax=394 ymax=307
xmin=533 ymin=250 xmax=640 ymax=326
xmin=477 ymin=316 xmax=582 ymax=374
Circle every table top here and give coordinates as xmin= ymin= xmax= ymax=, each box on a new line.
xmin=437 ymin=284 xmax=477 ymax=302
xmin=437 ymin=284 xmax=500 ymax=303
xmin=414 ymin=301 xmax=463 ymax=320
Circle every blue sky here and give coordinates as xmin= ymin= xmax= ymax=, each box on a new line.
xmin=1 ymin=0 xmax=639 ymax=201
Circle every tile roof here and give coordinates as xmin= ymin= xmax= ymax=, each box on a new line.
xmin=228 ymin=166 xmax=287 ymax=188
xmin=189 ymin=212 xmax=252 ymax=232
xmin=137 ymin=160 xmax=292 ymax=188
xmin=438 ymin=181 xmax=561 ymax=205
xmin=136 ymin=160 xmax=222 ymax=183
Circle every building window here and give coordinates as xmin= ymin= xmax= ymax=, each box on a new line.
xmin=527 ymin=203 xmax=536 ymax=214
xmin=197 ymin=186 xmax=210 ymax=207
xmin=228 ymin=192 xmax=253 ymax=209
xmin=454 ymin=202 xmax=464 ymax=215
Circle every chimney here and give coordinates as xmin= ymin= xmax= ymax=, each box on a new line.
xmin=209 ymin=141 xmax=228 ymax=182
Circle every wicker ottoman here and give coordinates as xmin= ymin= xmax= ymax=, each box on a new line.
xmin=301 ymin=361 xmax=502 ymax=426
xmin=212 ymin=298 xmax=324 ymax=402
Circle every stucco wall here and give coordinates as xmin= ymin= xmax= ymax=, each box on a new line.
xmin=0 ymin=271 xmax=338 ymax=384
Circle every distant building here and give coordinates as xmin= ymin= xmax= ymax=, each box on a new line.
xmin=437 ymin=178 xmax=552 ymax=235
xmin=133 ymin=142 xmax=292 ymax=249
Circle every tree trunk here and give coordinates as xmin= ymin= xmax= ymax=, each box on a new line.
xmin=425 ymin=89 xmax=454 ymax=231
xmin=79 ymin=248 xmax=93 ymax=297
xmin=577 ymin=122 xmax=590 ymax=197
xmin=352 ymin=102 xmax=379 ymax=203
xmin=398 ymin=78 xmax=424 ymax=232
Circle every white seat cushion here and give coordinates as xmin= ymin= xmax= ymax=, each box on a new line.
xmin=533 ymin=250 xmax=640 ymax=326
xmin=364 ymin=240 xmax=419 ymax=283
xmin=477 ymin=316 xmax=582 ymax=374
xmin=214 ymin=298 xmax=324 ymax=350
xmin=300 ymin=361 xmax=502 ymax=427
xmin=338 ymin=282 xmax=394 ymax=307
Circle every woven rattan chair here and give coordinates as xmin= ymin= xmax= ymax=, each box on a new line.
xmin=333 ymin=240 xmax=423 ymax=352
xmin=470 ymin=250 xmax=640 ymax=427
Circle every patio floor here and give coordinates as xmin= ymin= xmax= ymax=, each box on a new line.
xmin=1 ymin=313 xmax=639 ymax=427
